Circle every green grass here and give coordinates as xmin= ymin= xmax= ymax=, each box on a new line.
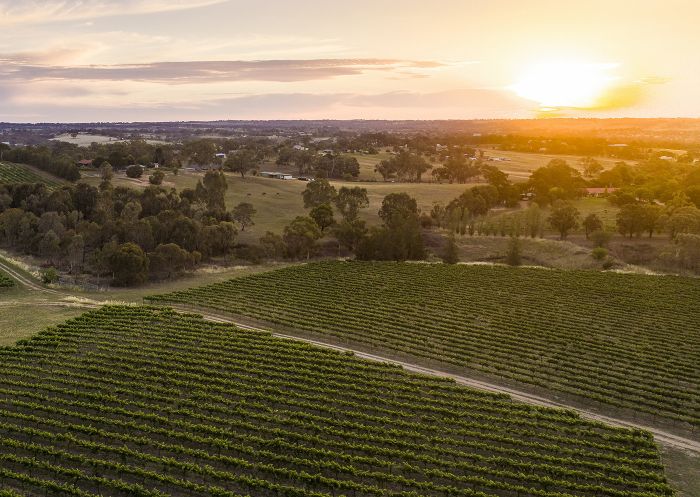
xmin=82 ymin=170 xmax=472 ymax=242
xmin=0 ymin=162 xmax=62 ymax=189
xmin=342 ymin=151 xmax=394 ymax=180
xmin=0 ymin=303 xmax=85 ymax=346
xmin=149 ymin=261 xmax=700 ymax=434
xmin=0 ymin=305 xmax=674 ymax=497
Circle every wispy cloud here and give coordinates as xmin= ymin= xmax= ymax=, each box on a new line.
xmin=0 ymin=0 xmax=228 ymax=25
xmin=0 ymin=58 xmax=443 ymax=84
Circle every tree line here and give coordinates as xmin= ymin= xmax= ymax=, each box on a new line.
xmin=0 ymin=167 xmax=256 ymax=286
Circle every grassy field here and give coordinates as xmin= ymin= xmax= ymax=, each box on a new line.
xmin=149 ymin=261 xmax=700 ymax=435
xmin=82 ymin=170 xmax=471 ymax=241
xmin=0 ymin=162 xmax=62 ymax=189
xmin=479 ymin=148 xmax=622 ymax=182
xmin=51 ymin=133 xmax=125 ymax=146
xmin=0 ymin=305 xmax=675 ymax=497
xmin=343 ymin=151 xmax=394 ymax=180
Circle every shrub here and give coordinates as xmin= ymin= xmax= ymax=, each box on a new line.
xmin=149 ymin=170 xmax=165 ymax=185
xmin=126 ymin=165 xmax=144 ymax=179
xmin=41 ymin=267 xmax=59 ymax=284
xmin=591 ymin=247 xmax=608 ymax=261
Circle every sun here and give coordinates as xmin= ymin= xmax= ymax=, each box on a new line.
xmin=510 ymin=61 xmax=619 ymax=109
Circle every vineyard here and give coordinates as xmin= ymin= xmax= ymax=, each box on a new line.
xmin=0 ymin=270 xmax=13 ymax=288
xmin=0 ymin=305 xmax=675 ymax=497
xmin=0 ymin=162 xmax=60 ymax=188
xmin=148 ymin=262 xmax=700 ymax=433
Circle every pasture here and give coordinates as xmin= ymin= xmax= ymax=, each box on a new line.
xmin=81 ymin=170 xmax=471 ymax=240
xmin=149 ymin=261 xmax=700 ymax=434
xmin=0 ymin=305 xmax=674 ymax=497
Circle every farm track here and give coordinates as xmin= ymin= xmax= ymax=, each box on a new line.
xmin=2 ymin=259 xmax=699 ymax=455
xmin=191 ymin=306 xmax=700 ymax=455
xmin=0 ymin=259 xmax=59 ymax=295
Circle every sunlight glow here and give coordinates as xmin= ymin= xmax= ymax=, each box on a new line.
xmin=510 ymin=62 xmax=619 ymax=109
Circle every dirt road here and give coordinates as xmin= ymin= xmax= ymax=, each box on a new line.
xmin=197 ymin=309 xmax=700 ymax=454
xmin=0 ymin=259 xmax=60 ymax=295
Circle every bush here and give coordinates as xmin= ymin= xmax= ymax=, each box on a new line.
xmin=126 ymin=165 xmax=144 ymax=179
xmin=41 ymin=267 xmax=59 ymax=284
xmin=149 ymin=170 xmax=165 ymax=185
xmin=591 ymin=247 xmax=608 ymax=261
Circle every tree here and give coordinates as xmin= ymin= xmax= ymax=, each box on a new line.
xmin=378 ymin=192 xmax=419 ymax=228
xmin=149 ymin=243 xmax=191 ymax=280
xmin=528 ymin=159 xmax=583 ymax=204
xmin=376 ymin=151 xmax=431 ymax=182
xmin=548 ymin=201 xmax=580 ymax=239
xmin=183 ymin=139 xmax=216 ymax=167
xmin=332 ymin=218 xmax=367 ymax=252
xmin=283 ymin=216 xmax=322 ymax=260
xmin=676 ymin=234 xmax=700 ymax=273
xmin=225 ymin=149 xmax=259 ymax=178
xmin=197 ymin=170 xmax=228 ymax=212
xmin=126 ymin=165 xmax=143 ymax=179
xmin=640 ymin=204 xmax=662 ymax=238
xmin=149 ymin=170 xmax=165 ymax=185
xmin=442 ymin=234 xmax=459 ymax=264
xmin=616 ymin=204 xmax=648 ymax=238
xmin=664 ymin=206 xmax=700 ymax=239
xmin=231 ymin=202 xmax=256 ymax=231
xmin=334 ymin=187 xmax=369 ymax=221
xmin=302 ymin=179 xmax=337 ymax=209
xmin=107 ymin=242 xmax=149 ymax=286
xmin=357 ymin=193 xmax=424 ymax=261
xmin=430 ymin=203 xmax=447 ymax=228
xmin=581 ymin=157 xmax=604 ymax=178
xmin=505 ymin=237 xmax=522 ymax=266
xmin=0 ymin=143 xmax=9 ymax=161
xmin=38 ymin=230 xmax=61 ymax=264
xmin=309 ymin=203 xmax=335 ymax=232
xmin=67 ymin=234 xmax=85 ymax=275
xmin=259 ymin=231 xmax=286 ymax=259
xmin=582 ymin=213 xmax=603 ymax=239
xmin=99 ymin=162 xmax=113 ymax=189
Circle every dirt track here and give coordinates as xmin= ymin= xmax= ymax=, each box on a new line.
xmin=197 ymin=309 xmax=700 ymax=454
xmin=2 ymin=258 xmax=698 ymax=454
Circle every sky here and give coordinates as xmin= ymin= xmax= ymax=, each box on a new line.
xmin=1 ymin=0 xmax=699 ymax=122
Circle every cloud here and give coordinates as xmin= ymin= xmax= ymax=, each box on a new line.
xmin=0 ymin=85 xmax=537 ymax=122
xmin=0 ymin=58 xmax=443 ymax=84
xmin=0 ymin=0 xmax=228 ymax=25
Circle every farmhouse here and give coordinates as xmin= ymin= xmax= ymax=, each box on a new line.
xmin=76 ymin=159 xmax=93 ymax=167
xmin=584 ymin=187 xmax=618 ymax=197
xmin=260 ymin=171 xmax=294 ymax=180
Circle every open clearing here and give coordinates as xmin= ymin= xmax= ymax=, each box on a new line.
xmin=149 ymin=261 xmax=700 ymax=438
xmin=81 ymin=171 xmax=471 ymax=240
xmin=0 ymin=305 xmax=676 ymax=497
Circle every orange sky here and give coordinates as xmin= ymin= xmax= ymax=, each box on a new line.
xmin=0 ymin=0 xmax=698 ymax=122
